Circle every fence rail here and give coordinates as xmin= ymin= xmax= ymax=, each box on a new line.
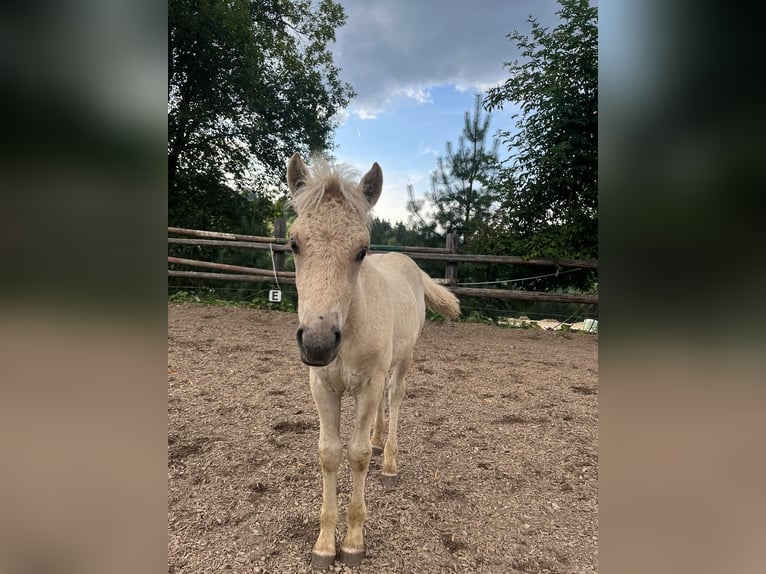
xmin=168 ymin=224 xmax=598 ymax=305
xmin=450 ymin=287 xmax=597 ymax=305
xmin=168 ymin=237 xmax=292 ymax=251
xmin=168 ymin=226 xmax=286 ymax=244
xmin=168 ymin=257 xmax=295 ymax=280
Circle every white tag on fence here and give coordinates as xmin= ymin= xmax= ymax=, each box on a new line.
xmin=268 ymin=290 xmax=282 ymax=303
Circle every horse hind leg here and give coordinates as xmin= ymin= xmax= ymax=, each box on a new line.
xmin=371 ymin=375 xmax=388 ymax=457
xmin=381 ymin=356 xmax=412 ymax=489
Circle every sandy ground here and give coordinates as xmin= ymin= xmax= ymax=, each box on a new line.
xmin=168 ymin=302 xmax=598 ymax=573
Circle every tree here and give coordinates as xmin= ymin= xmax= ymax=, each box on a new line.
xmin=168 ymin=0 xmax=354 ymax=231
xmin=424 ymin=94 xmax=501 ymax=244
xmin=483 ymin=0 xmax=597 ymax=261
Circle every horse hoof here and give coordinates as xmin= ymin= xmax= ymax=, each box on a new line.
xmin=371 ymin=446 xmax=383 ymax=457
xmin=338 ymin=547 xmax=364 ymax=567
xmin=310 ymin=551 xmax=335 ymax=570
xmin=381 ymin=473 xmax=398 ymax=489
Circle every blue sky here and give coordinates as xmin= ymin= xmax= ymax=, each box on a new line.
xmin=327 ymin=0 xmax=564 ymax=224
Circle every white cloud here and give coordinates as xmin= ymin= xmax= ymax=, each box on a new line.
xmin=398 ymin=86 xmax=433 ymax=104
xmin=455 ymin=80 xmax=502 ymax=94
xmin=355 ymin=108 xmax=380 ymax=120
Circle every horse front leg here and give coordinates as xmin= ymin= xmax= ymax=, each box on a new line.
xmin=309 ymin=372 xmax=342 ymax=570
xmin=339 ymin=375 xmax=385 ymax=566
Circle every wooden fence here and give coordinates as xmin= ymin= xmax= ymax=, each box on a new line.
xmin=168 ymin=222 xmax=598 ymax=305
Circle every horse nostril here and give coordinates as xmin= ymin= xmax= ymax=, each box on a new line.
xmin=296 ymin=327 xmax=304 ymax=345
xmin=333 ymin=327 xmax=341 ymax=346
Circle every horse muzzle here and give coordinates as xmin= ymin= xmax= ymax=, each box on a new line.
xmin=296 ymin=318 xmax=342 ymax=367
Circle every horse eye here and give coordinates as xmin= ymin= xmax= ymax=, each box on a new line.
xmin=356 ymin=247 xmax=368 ymax=262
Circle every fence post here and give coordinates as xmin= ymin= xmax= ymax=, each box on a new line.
xmin=274 ymin=217 xmax=286 ymax=272
xmin=445 ymin=233 xmax=458 ymax=286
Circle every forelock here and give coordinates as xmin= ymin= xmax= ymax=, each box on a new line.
xmin=289 ymin=156 xmax=372 ymax=227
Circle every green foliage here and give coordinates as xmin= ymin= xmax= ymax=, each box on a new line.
xmin=169 ymin=284 xmax=299 ymax=312
xmin=370 ymin=217 xmax=442 ymax=248
xmin=457 ymin=309 xmax=495 ymax=325
xmin=169 ymin=290 xmax=201 ymax=303
xmin=168 ymin=0 xmax=354 ymax=231
xmin=483 ymin=0 xmax=598 ymax=262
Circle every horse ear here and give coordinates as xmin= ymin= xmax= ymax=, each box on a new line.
xmin=287 ymin=153 xmax=309 ymax=196
xmin=360 ymin=162 xmax=383 ymax=206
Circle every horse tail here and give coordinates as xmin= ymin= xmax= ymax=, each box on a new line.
xmin=420 ymin=271 xmax=461 ymax=319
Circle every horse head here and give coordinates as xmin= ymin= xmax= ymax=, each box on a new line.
xmin=286 ymin=153 xmax=383 ymax=366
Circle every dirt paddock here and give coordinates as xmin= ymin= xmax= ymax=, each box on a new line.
xmin=168 ymin=302 xmax=598 ymax=573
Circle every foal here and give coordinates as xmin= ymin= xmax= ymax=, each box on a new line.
xmin=286 ymin=153 xmax=460 ymax=568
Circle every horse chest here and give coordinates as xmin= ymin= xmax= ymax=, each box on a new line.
xmin=314 ymin=361 xmax=375 ymax=394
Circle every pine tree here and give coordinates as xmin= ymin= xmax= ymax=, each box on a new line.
xmin=426 ymin=94 xmax=500 ymax=244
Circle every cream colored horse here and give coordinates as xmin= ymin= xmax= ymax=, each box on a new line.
xmin=286 ymin=153 xmax=460 ymax=568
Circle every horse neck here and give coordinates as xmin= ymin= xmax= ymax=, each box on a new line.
xmin=345 ymin=264 xmax=379 ymax=335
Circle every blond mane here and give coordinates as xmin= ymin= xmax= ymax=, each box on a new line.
xmin=290 ymin=156 xmax=372 ymax=226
